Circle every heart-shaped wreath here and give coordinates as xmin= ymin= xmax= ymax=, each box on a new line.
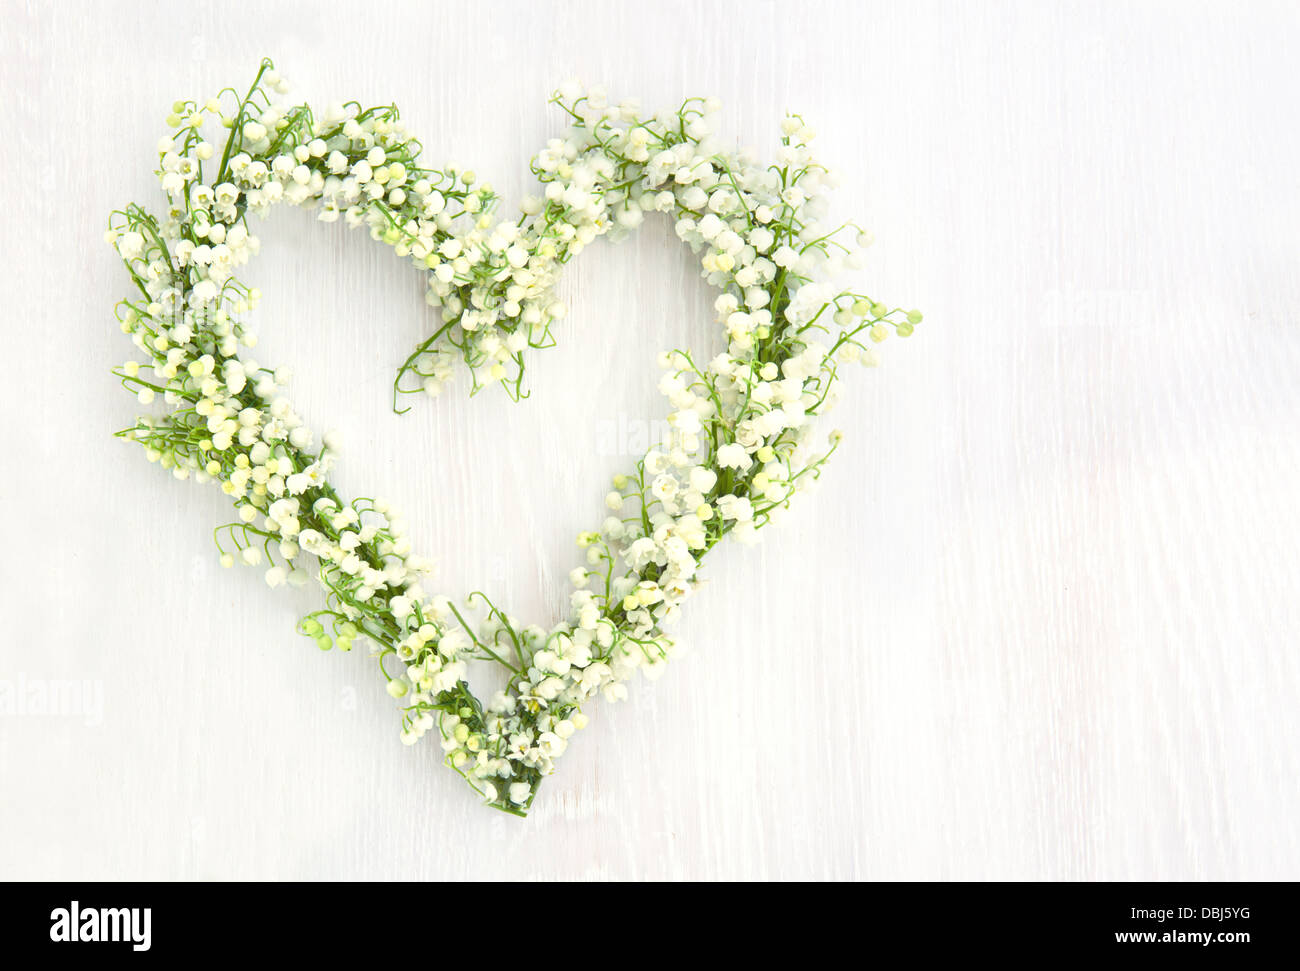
xmin=107 ymin=59 xmax=921 ymax=815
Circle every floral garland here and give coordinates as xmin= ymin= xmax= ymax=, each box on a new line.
xmin=107 ymin=59 xmax=920 ymax=815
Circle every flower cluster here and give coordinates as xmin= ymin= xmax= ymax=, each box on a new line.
xmin=108 ymin=60 xmax=919 ymax=815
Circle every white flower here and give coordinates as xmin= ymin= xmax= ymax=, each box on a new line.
xmin=508 ymin=782 xmax=531 ymax=804
xmin=534 ymin=677 xmax=564 ymax=700
xmin=538 ymin=731 xmax=567 ymax=758
xmin=111 ymin=69 xmax=914 ymax=815
xmin=651 ymin=474 xmax=679 ymax=502
xmin=716 ymin=443 xmax=752 ymax=472
xmin=689 ymin=466 xmax=717 ymax=493
xmin=669 ymin=408 xmax=702 ymax=435
xmin=717 ymin=494 xmax=754 ymax=522
xmin=116 ymin=231 xmax=145 ymax=260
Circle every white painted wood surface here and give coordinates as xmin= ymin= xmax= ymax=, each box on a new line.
xmin=2 ymin=0 xmax=1297 ymax=881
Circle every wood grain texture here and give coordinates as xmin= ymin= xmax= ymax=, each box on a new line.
xmin=1 ymin=0 xmax=1297 ymax=880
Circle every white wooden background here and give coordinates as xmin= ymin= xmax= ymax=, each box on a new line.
xmin=2 ymin=0 xmax=1297 ymax=881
